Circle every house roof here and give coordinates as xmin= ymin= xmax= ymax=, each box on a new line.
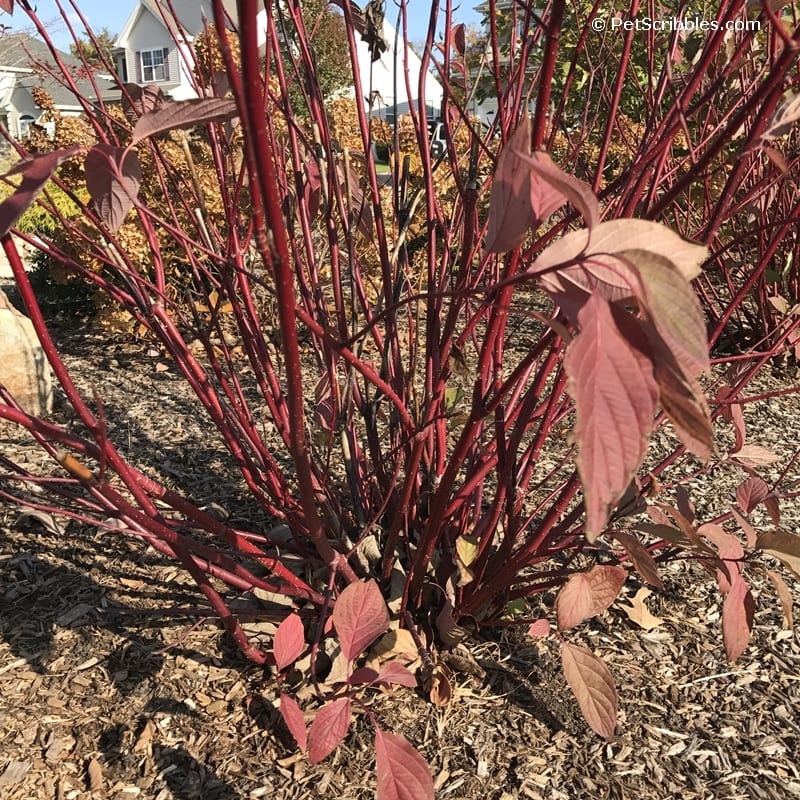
xmin=0 ymin=31 xmax=117 ymax=107
xmin=115 ymin=0 xmax=240 ymax=47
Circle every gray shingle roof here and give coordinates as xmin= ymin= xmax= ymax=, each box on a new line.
xmin=0 ymin=31 xmax=118 ymax=107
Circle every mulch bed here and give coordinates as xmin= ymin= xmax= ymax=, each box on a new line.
xmin=2 ymin=311 xmax=799 ymax=800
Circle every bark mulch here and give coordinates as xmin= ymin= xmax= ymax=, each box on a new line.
xmin=1 ymin=314 xmax=799 ymax=800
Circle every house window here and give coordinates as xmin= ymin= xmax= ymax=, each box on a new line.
xmin=18 ymin=114 xmax=35 ymax=138
xmin=138 ymin=48 xmax=170 ymax=83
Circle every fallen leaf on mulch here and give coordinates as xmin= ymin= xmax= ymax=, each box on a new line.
xmin=618 ymin=588 xmax=664 ymax=630
xmin=87 ymin=756 xmax=103 ymax=792
xmin=133 ymin=719 xmax=156 ymax=753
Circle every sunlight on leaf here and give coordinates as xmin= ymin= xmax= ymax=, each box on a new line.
xmin=561 ymin=642 xmax=617 ymax=738
xmin=332 ymin=580 xmax=390 ymax=662
xmin=308 ymin=697 xmax=352 ymax=764
xmin=564 ymin=294 xmax=659 ymax=540
xmin=273 ymin=613 xmax=305 ymax=671
xmin=375 ymin=728 xmax=434 ymax=800
xmin=556 ymin=565 xmax=628 ymax=629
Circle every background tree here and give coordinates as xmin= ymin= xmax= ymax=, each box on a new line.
xmin=69 ymin=26 xmax=116 ymax=69
xmin=276 ymin=0 xmax=352 ymax=104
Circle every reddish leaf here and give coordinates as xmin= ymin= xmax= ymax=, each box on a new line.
xmin=532 ymin=219 xmax=708 ymax=289
xmin=715 ymin=385 xmax=746 ymax=451
xmin=121 ymin=83 xmax=164 ymax=124
xmin=0 ymin=0 xmax=13 ymax=13
xmin=332 ymin=580 xmax=390 ymax=662
xmin=337 ymin=160 xmax=373 ymax=238
xmin=303 ymin=158 xmax=322 ymax=220
xmin=564 ymin=294 xmax=660 ymax=540
xmin=736 ymin=476 xmax=770 ymax=513
xmin=757 ymin=530 xmax=800 ymax=580
xmin=279 ymin=693 xmax=308 ymax=752
xmin=273 ymin=613 xmax=305 ymax=671
xmin=0 ymin=148 xmax=82 ymax=237
xmin=526 ymin=150 xmax=599 ymax=229
xmin=349 ymin=666 xmax=380 ymax=686
xmin=765 ymin=569 xmax=794 ymax=629
xmin=730 ymin=505 xmax=758 ymax=549
xmin=527 ymin=618 xmax=552 ymax=638
xmin=653 ymin=503 xmax=718 ymax=557
xmin=618 ymin=249 xmax=709 ymax=378
xmin=375 ymin=728 xmax=434 ymax=800
xmin=556 ymin=565 xmax=628 ymax=630
xmin=131 ymin=98 xmax=238 ymax=144
xmin=314 ymin=396 xmax=336 ymax=434
xmin=722 ymin=574 xmax=754 ymax=662
xmin=651 ymin=354 xmax=713 ymax=460
xmin=613 ymin=312 xmax=712 ymax=460
xmin=731 ymin=444 xmax=781 ymax=468
xmin=561 ymin=642 xmax=617 ymax=738
xmin=675 ymin=485 xmax=695 ymax=524
xmin=611 ymin=531 xmax=664 ymax=589
xmin=485 ymin=116 xmax=562 ymax=252
xmin=85 ymin=145 xmax=143 ymax=233
xmin=698 ymin=522 xmax=743 ymax=593
xmin=351 ymin=661 xmax=415 ymax=689
xmin=765 ymin=494 xmax=781 ymax=526
xmin=699 ymin=523 xmax=745 ymax=563
xmin=375 ymin=661 xmax=418 ymax=688
xmin=307 ymin=697 xmax=352 ymax=764
xmin=453 ymin=23 xmax=466 ymax=55
xmin=637 ymin=522 xmax=718 ymax=562
xmin=485 ymin=117 xmax=534 ymax=252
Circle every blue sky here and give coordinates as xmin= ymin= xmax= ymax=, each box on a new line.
xmin=2 ymin=1 xmax=482 ymax=51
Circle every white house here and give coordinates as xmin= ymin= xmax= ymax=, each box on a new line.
xmin=113 ymin=0 xmax=442 ymax=117
xmin=0 ymin=32 xmax=116 ymax=140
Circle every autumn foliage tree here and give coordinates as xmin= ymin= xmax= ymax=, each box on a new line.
xmin=68 ymin=27 xmax=116 ymax=70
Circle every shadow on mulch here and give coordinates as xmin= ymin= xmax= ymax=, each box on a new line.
xmin=0 ymin=521 xmax=257 ymax=798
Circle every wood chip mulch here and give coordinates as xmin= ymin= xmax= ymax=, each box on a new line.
xmin=1 ymin=313 xmax=799 ymax=800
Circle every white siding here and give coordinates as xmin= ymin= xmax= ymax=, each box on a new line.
xmin=354 ymin=18 xmax=443 ymax=120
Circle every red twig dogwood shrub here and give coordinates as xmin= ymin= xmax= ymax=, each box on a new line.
xmin=1 ymin=0 xmax=799 ymax=793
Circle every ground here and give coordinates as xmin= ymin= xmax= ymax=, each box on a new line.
xmin=1 ymin=308 xmax=799 ymax=800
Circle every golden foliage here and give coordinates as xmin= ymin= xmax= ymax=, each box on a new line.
xmin=31 ymin=86 xmax=55 ymax=111
xmin=327 ymin=97 xmax=364 ymax=153
xmin=194 ymin=24 xmax=240 ymax=84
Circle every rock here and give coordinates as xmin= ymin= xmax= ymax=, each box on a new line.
xmin=0 ymin=288 xmax=53 ymax=416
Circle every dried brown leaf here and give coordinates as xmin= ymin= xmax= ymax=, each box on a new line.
xmin=87 ymin=757 xmax=103 ymax=793
xmin=757 ymin=530 xmax=800 ymax=580
xmin=765 ymin=569 xmax=794 ymax=629
xmin=617 ymin=587 xmax=664 ymax=630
